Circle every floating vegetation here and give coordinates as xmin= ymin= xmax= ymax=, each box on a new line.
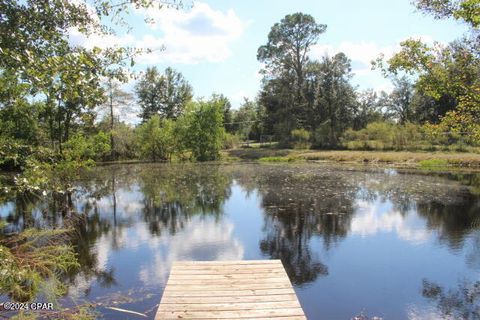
xmin=258 ymin=156 xmax=298 ymax=162
xmin=0 ymin=228 xmax=79 ymax=302
xmin=419 ymin=159 xmax=450 ymax=170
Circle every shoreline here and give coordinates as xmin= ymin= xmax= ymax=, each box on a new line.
xmin=3 ymin=149 xmax=480 ymax=176
xmin=223 ymin=148 xmax=480 ymax=171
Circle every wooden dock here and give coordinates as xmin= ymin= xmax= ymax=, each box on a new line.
xmin=155 ymin=260 xmax=306 ymax=319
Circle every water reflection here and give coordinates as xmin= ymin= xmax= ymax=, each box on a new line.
xmin=351 ymin=199 xmax=432 ymax=244
xmin=1 ymin=164 xmax=479 ymax=319
xmin=138 ymin=217 xmax=244 ymax=287
xmin=421 ymin=278 xmax=480 ymax=319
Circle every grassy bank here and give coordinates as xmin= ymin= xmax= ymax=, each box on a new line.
xmin=224 ymin=148 xmax=480 ymax=169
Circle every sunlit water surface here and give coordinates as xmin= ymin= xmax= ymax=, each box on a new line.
xmin=1 ymin=163 xmax=480 ymax=319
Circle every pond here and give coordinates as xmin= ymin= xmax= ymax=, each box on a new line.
xmin=1 ymin=163 xmax=480 ymax=319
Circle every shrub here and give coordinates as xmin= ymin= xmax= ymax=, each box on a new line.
xmin=222 ymin=133 xmax=241 ymax=149
xmin=136 ymin=116 xmax=176 ymax=161
xmin=312 ymin=122 xmax=332 ymax=148
xmin=290 ymin=129 xmax=311 ymax=149
xmin=112 ymin=123 xmax=138 ymax=159
xmin=177 ymin=100 xmax=225 ymax=161
xmin=342 ymin=121 xmax=428 ymax=151
xmin=0 ymin=138 xmax=58 ymax=171
xmin=63 ymin=132 xmax=111 ymax=162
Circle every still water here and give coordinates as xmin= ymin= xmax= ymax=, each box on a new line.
xmin=1 ymin=163 xmax=480 ymax=319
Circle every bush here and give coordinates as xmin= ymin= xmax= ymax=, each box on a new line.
xmin=0 ymin=138 xmax=58 ymax=171
xmin=342 ymin=121 xmax=429 ymax=151
xmin=290 ymin=129 xmax=311 ymax=149
xmin=0 ymin=139 xmax=35 ymax=170
xmin=136 ymin=116 xmax=176 ymax=161
xmin=63 ymin=132 xmax=111 ymax=162
xmin=177 ymin=100 xmax=225 ymax=161
xmin=222 ymin=133 xmax=241 ymax=149
xmin=112 ymin=123 xmax=138 ymax=159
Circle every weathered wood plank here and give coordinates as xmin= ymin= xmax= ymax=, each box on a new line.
xmin=158 ymin=301 xmax=302 ymax=311
xmin=156 ymin=260 xmax=306 ymax=319
xmin=162 ymin=288 xmax=296 ymax=297
xmin=166 ymin=277 xmax=291 ymax=285
xmin=169 ymin=269 xmax=285 ymax=279
xmin=156 ymin=308 xmax=306 ymax=319
xmin=169 ymin=265 xmax=286 ymax=271
xmin=164 ymin=283 xmax=293 ymax=290
xmin=174 ymin=260 xmax=281 ymax=265
xmin=169 ymin=269 xmax=285 ymax=275
xmin=159 ymin=294 xmax=298 ymax=304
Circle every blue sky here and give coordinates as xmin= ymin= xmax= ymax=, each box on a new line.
xmin=71 ymin=0 xmax=469 ymax=119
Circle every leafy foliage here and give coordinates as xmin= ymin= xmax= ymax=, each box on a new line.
xmin=415 ymin=0 xmax=480 ymax=28
xmin=177 ymin=100 xmax=225 ymax=161
xmin=340 ymin=121 xmax=477 ymax=151
xmin=63 ymin=132 xmax=111 ymax=162
xmin=372 ymin=0 xmax=480 ymax=145
xmin=136 ymin=115 xmax=177 ymax=161
xmin=136 ymin=67 xmax=193 ymax=121
xmin=258 ymin=13 xmax=327 ymax=139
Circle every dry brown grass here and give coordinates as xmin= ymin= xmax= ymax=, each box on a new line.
xmin=225 ymin=148 xmax=480 ymax=168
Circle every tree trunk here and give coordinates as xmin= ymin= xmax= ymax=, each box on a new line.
xmin=110 ymin=89 xmax=115 ymax=160
xmin=57 ymin=100 xmax=63 ymax=156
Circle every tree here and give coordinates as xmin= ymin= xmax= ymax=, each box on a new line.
xmin=385 ymin=76 xmax=415 ymax=124
xmin=232 ymin=98 xmax=258 ymax=140
xmin=258 ymin=13 xmax=327 ymax=136
xmin=136 ymin=115 xmax=176 ymax=161
xmin=211 ymin=94 xmax=233 ymax=132
xmin=136 ymin=67 xmax=193 ymax=122
xmin=373 ymin=1 xmax=480 ymax=144
xmin=177 ymin=100 xmax=225 ymax=161
xmin=102 ymin=79 xmax=134 ymax=160
xmin=0 ymin=0 xmax=185 ymax=86
xmin=352 ymin=89 xmax=383 ymax=130
xmin=0 ymin=0 xmax=187 ymax=164
xmin=415 ymin=0 xmax=480 ymax=28
xmin=0 ymin=71 xmax=43 ymax=143
xmin=311 ymin=53 xmax=357 ymax=147
xmin=257 ymin=12 xmax=326 ymax=85
xmin=34 ymin=48 xmax=106 ymax=154
xmin=258 ymin=72 xmax=298 ymax=140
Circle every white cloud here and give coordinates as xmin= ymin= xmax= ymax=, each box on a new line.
xmin=310 ymin=35 xmax=437 ymax=80
xmin=351 ymin=199 xmax=431 ymax=244
xmin=68 ymin=28 xmax=136 ymax=49
xmin=373 ymin=82 xmax=395 ymax=94
xmin=137 ymin=217 xmax=245 ymax=286
xmin=68 ymin=2 xmax=247 ymax=65
xmin=135 ymin=2 xmax=247 ymax=64
xmin=311 ymin=41 xmax=397 ymax=77
xmin=230 ymin=90 xmax=252 ymax=108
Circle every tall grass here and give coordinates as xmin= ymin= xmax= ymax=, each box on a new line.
xmin=342 ymin=121 xmax=478 ymax=152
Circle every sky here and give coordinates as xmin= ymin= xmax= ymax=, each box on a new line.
xmin=70 ymin=0 xmax=470 ymax=121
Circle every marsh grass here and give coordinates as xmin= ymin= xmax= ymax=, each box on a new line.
xmin=226 ymin=148 xmax=480 ymax=168
xmin=258 ymin=156 xmax=298 ymax=162
xmin=419 ymin=159 xmax=450 ymax=170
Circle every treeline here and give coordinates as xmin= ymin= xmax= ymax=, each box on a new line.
xmin=255 ymin=6 xmax=479 ymax=150
xmin=1 ymin=0 xmax=480 ymax=173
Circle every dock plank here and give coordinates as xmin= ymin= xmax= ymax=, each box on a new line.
xmin=155 ymin=260 xmax=306 ymax=319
